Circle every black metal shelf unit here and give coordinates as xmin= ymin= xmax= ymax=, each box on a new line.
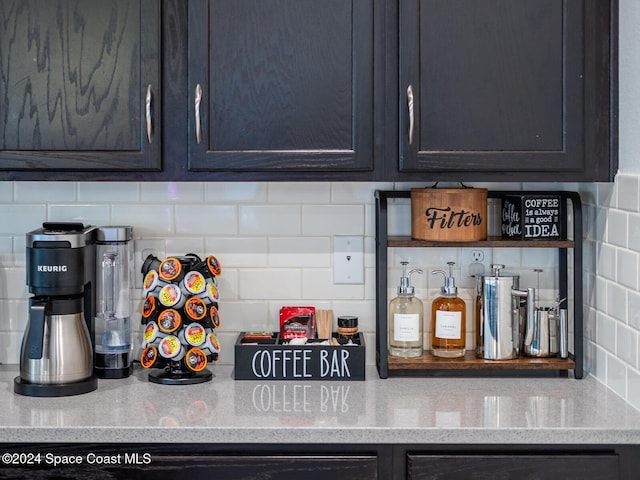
xmin=374 ymin=190 xmax=583 ymax=379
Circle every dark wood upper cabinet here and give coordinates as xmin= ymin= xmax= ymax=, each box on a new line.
xmin=186 ymin=0 xmax=376 ymax=174
xmin=0 ymin=0 xmax=161 ymax=172
xmin=0 ymin=0 xmax=615 ymax=181
xmin=395 ymin=0 xmax=615 ymax=181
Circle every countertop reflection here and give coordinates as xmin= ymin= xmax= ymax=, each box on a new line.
xmin=1 ymin=365 xmax=639 ymax=445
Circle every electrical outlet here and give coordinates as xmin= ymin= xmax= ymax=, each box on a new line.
xmin=460 ymin=249 xmax=491 ymax=288
xmin=471 ymin=250 xmax=485 ymax=262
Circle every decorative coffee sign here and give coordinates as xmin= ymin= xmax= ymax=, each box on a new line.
xmin=502 ymin=195 xmax=562 ymax=240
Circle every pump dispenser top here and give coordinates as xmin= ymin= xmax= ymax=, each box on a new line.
xmin=432 ymin=261 xmax=458 ymax=296
xmin=398 ymin=261 xmax=423 ymax=295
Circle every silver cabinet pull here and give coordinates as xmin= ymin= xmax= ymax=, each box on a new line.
xmin=195 ymin=84 xmax=202 ymax=145
xmin=407 ymin=85 xmax=414 ymax=145
xmin=145 ymin=84 xmax=153 ymax=143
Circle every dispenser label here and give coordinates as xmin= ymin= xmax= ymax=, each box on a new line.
xmin=435 ymin=311 xmax=462 ymax=339
xmin=394 ymin=314 xmax=420 ymax=341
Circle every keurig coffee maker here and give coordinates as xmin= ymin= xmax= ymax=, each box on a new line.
xmin=14 ymin=222 xmax=98 ymax=397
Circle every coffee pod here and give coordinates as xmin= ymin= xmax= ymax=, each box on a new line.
xmin=209 ymin=305 xmax=221 ymax=328
xmin=198 ymin=279 xmax=219 ymax=304
xmin=184 ymin=322 xmax=206 ymax=347
xmin=158 ymin=308 xmax=182 ymax=334
xmin=205 ymin=332 xmax=221 ymax=354
xmin=143 ymin=269 xmax=168 ymax=296
xmin=206 ymin=255 xmax=222 ymax=276
xmin=159 ymin=335 xmax=185 ymax=360
xmin=158 ymin=257 xmax=185 ymax=283
xmin=140 ymin=345 xmax=159 ymax=369
xmin=184 ymin=348 xmax=208 ymax=372
xmin=142 ymin=321 xmax=161 ymax=346
xmin=142 ymin=295 xmax=157 ymax=323
xmin=184 ymin=297 xmax=207 ymax=322
xmin=181 ymin=270 xmax=206 ymax=296
xmin=158 ymin=283 xmax=186 ymax=309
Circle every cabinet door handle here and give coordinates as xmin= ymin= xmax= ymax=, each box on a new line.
xmin=195 ymin=83 xmax=203 ymax=145
xmin=407 ymin=85 xmax=414 ymax=145
xmin=145 ymin=84 xmax=153 ymax=144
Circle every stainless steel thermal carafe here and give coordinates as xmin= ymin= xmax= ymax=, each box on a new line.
xmin=20 ymin=296 xmax=93 ymax=384
xmin=475 ymin=265 xmax=523 ymax=360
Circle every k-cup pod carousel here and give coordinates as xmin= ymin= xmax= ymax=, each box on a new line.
xmin=139 ymin=253 xmax=222 ymax=385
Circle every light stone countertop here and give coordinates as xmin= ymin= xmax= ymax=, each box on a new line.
xmin=1 ymin=365 xmax=640 ymax=445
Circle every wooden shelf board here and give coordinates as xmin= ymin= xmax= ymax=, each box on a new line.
xmin=387 ymin=235 xmax=575 ymax=248
xmin=388 ymin=351 xmax=576 ymax=371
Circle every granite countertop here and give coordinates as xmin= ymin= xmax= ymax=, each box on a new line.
xmin=1 ymin=365 xmax=640 ymax=445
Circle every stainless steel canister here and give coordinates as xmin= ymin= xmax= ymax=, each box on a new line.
xmin=475 ymin=265 xmax=522 ymax=360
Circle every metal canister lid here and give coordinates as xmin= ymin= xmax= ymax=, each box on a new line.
xmin=337 ymin=316 xmax=358 ymax=328
xmin=96 ymin=226 xmax=133 ymax=243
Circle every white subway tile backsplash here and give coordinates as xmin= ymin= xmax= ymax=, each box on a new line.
xmin=240 ymin=205 xmax=300 ymax=235
xmin=0 ymin=177 xmax=638 ymax=412
xmin=15 ymin=182 xmax=77 ymax=202
xmin=596 ymin=243 xmax=617 ymax=281
xmin=113 ymin=204 xmax=174 ymax=236
xmin=301 ymin=269 xmax=365 ymax=300
xmin=78 ymin=182 xmax=140 ymax=202
xmin=628 ymin=213 xmax=640 ymax=253
xmin=205 ymin=182 xmax=267 ymax=203
xmin=607 ymin=355 xmax=627 ymax=399
xmin=176 ymin=204 xmax=237 ymax=235
xmin=142 ymin=182 xmax=204 ymax=202
xmin=628 ymin=291 xmax=640 ymax=331
xmin=238 ymin=268 xmax=302 ymax=300
xmin=616 ymin=175 xmax=639 ymax=211
xmin=617 ymin=248 xmax=639 ymax=290
xmin=48 ymin=204 xmax=110 ymax=225
xmin=207 ymin=237 xmax=268 ymax=267
xmin=596 ymin=312 xmax=616 ymax=353
xmin=607 ymin=210 xmax=628 ymax=248
xmin=628 ymin=369 xmax=640 ymax=411
xmin=333 ymin=183 xmax=394 ymax=203
xmin=268 ymin=182 xmax=330 ymax=203
xmin=301 ymin=205 xmax=364 ymax=235
xmin=269 ymin=237 xmax=330 ymax=267
xmin=0 ymin=205 xmax=46 ymax=235
xmin=607 ymin=281 xmax=628 ymax=323
xmin=617 ymin=323 xmax=638 ymax=367
xmin=0 ymin=183 xmax=12 ymax=202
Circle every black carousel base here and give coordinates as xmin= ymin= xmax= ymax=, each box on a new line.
xmin=148 ymin=368 xmax=213 ymax=385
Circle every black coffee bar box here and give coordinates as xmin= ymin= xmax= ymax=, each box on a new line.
xmin=501 ymin=193 xmax=565 ymax=240
xmin=234 ymin=332 xmax=366 ymax=381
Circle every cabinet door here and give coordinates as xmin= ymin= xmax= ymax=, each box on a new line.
xmin=399 ymin=0 xmax=592 ymax=179
xmin=0 ymin=0 xmax=161 ymax=172
xmin=187 ymin=0 xmax=375 ymax=174
xmin=407 ymin=454 xmax=619 ymax=480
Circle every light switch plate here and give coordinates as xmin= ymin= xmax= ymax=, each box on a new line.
xmin=333 ymin=236 xmax=364 ymax=284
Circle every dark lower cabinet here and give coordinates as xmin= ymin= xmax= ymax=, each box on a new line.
xmin=0 ymin=444 xmax=638 ymax=480
xmin=407 ymin=454 xmax=619 ymax=480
